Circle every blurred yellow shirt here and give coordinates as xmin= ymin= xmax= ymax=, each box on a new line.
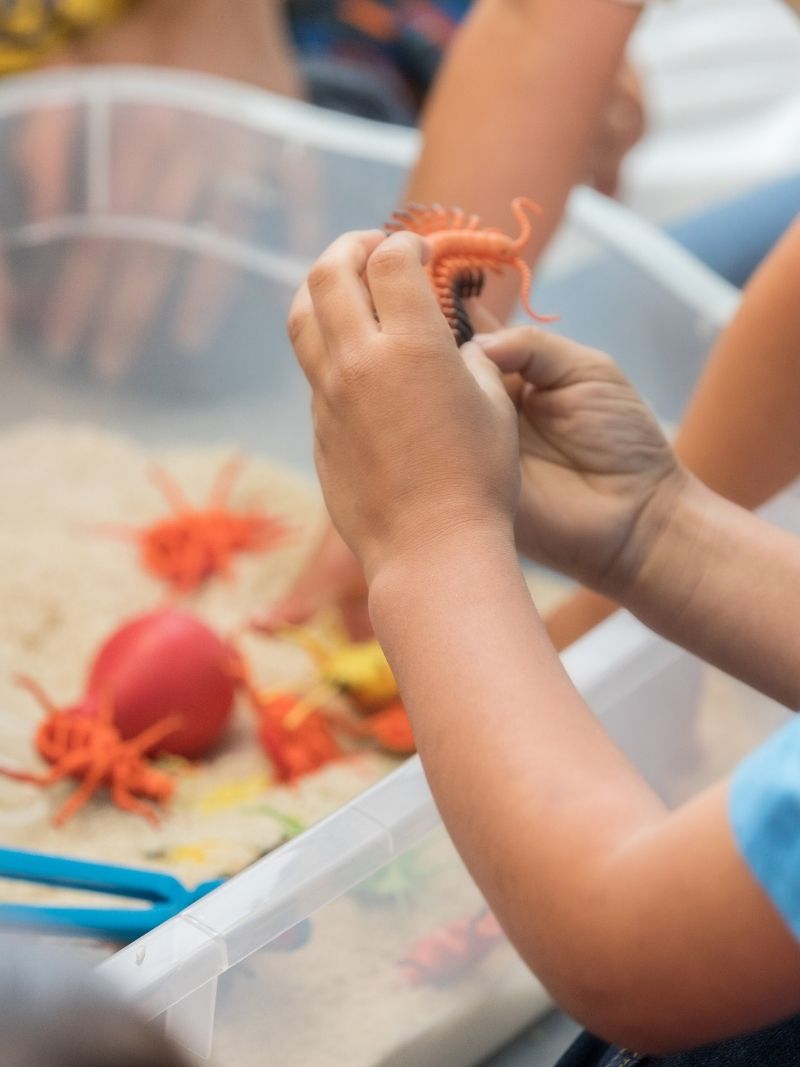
xmin=0 ymin=0 xmax=135 ymax=75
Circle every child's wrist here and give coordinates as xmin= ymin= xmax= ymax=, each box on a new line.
xmin=367 ymin=516 xmax=517 ymax=619
xmin=619 ymin=474 xmax=719 ymax=620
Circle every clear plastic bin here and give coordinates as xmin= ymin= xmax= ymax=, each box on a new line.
xmin=0 ymin=66 xmax=785 ymax=1066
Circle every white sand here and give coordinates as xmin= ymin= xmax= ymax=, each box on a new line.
xmin=0 ymin=420 xmax=401 ymax=894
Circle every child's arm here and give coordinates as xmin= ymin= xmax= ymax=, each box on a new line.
xmin=546 ymin=217 xmax=800 ymax=650
xmin=370 ymin=519 xmax=800 ymax=1053
xmin=676 ymin=218 xmax=800 ymax=508
xmin=290 ymin=230 xmax=800 ymax=1051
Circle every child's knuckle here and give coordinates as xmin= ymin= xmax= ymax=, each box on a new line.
xmin=307 ymin=258 xmax=339 ymax=296
xmin=327 ymin=355 xmax=372 ymax=404
xmin=370 ymin=243 xmax=410 ymax=276
xmin=286 ymin=304 xmax=310 ymax=346
xmin=584 ymin=347 xmax=622 ymax=379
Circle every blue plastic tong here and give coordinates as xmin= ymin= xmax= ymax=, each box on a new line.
xmin=0 ymin=846 xmax=222 ymax=942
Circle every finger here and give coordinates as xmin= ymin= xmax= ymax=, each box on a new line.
xmin=365 ymin=231 xmax=448 ymax=341
xmin=42 ymin=108 xmax=170 ymax=362
xmin=460 ymin=342 xmax=513 ymax=408
xmin=0 ymin=253 xmax=14 ymax=359
xmin=251 ymin=525 xmax=367 ymax=634
xmin=473 ymin=327 xmax=608 ymax=390
xmin=16 ymin=102 xmax=76 ymax=221
xmin=468 ymin=301 xmax=504 ymax=336
xmin=288 ymin=282 xmax=327 ymax=385
xmin=44 ymin=238 xmax=115 ymax=363
xmin=172 ymin=123 xmax=253 ymax=352
xmin=307 ymin=231 xmax=385 ymax=350
xmin=91 ymin=115 xmax=207 ymax=376
xmin=172 ymin=200 xmax=242 ymax=353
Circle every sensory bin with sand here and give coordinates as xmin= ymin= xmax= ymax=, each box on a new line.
xmin=1 ymin=66 xmax=797 ymax=1067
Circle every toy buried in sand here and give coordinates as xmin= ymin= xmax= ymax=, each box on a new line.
xmin=249 ymin=691 xmax=415 ymax=780
xmin=254 ymin=692 xmax=344 ymax=784
xmin=399 ymin=908 xmax=504 ymax=987
xmin=234 ymin=643 xmax=415 ymax=785
xmin=102 ymin=456 xmax=289 ymax=594
xmin=233 ymin=662 xmax=344 ymax=784
xmin=0 ymin=678 xmax=180 ymax=827
xmin=277 ymin=628 xmax=399 ymax=712
xmin=269 ymin=628 xmax=416 ymax=755
xmin=385 ymin=196 xmax=557 ymax=345
xmin=327 ymin=700 xmax=416 ymax=756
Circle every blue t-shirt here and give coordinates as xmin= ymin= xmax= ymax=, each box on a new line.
xmin=730 ymin=717 xmax=800 ymax=939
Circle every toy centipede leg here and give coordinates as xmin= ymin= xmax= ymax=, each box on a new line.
xmin=509 ymin=197 xmax=543 ymax=251
xmin=514 ymin=258 xmax=558 ymax=323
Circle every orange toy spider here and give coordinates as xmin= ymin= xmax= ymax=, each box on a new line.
xmin=385 ymin=196 xmax=557 ymax=345
xmin=0 ymin=676 xmax=180 ymax=826
xmin=102 ymin=457 xmax=289 ymax=594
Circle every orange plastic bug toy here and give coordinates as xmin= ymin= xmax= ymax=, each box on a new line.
xmin=399 ymin=908 xmax=504 ymax=986
xmin=329 ymin=701 xmax=416 ymax=756
xmin=268 ymin=629 xmax=416 ymax=755
xmin=0 ymin=676 xmax=180 ymax=826
xmin=103 ymin=456 xmax=289 ymax=594
xmin=233 ymin=659 xmax=345 ymax=784
xmin=256 ymin=694 xmax=344 ymax=784
xmin=385 ymin=196 xmax=557 ymax=345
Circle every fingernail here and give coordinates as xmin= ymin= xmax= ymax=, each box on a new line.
xmin=472 ymin=333 xmax=497 ymax=349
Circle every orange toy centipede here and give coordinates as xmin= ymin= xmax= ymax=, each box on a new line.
xmin=385 ymin=196 xmax=557 ymax=345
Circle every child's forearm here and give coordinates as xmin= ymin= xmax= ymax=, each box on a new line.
xmin=368 ymin=523 xmax=668 ymax=1007
xmin=368 ymin=521 xmax=800 ymax=1047
xmin=623 ymin=478 xmax=800 ymax=707
xmin=675 ymin=220 xmax=800 ymax=510
xmin=406 ymin=0 xmax=638 ymax=320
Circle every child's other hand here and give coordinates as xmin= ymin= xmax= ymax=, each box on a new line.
xmin=290 ymin=230 xmax=520 ymax=583
xmin=478 ymin=328 xmax=686 ymax=598
xmin=252 ymin=524 xmax=372 ymax=640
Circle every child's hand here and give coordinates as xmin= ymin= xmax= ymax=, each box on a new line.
xmin=289 ymin=230 xmax=521 ymax=583
xmin=478 ymin=328 xmax=686 ymax=598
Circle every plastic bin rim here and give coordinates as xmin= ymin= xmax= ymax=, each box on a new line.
xmin=0 ymin=65 xmax=739 ymax=325
xmin=0 ymin=64 xmax=420 ymax=165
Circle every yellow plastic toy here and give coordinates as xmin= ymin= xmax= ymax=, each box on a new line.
xmin=277 ymin=627 xmax=398 ymax=712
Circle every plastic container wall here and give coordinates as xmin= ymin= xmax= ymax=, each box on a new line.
xmin=0 ymin=68 xmax=738 ymax=483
